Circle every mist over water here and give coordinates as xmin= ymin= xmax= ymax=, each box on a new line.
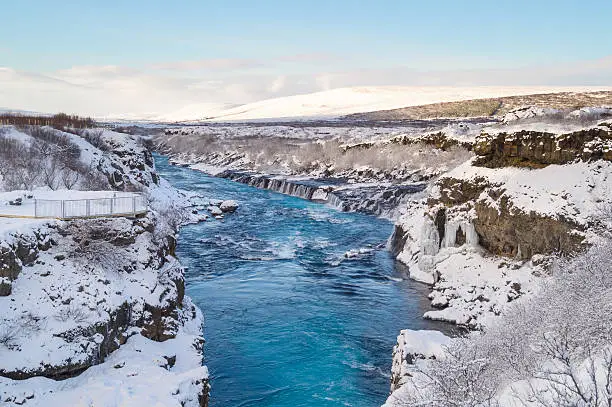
xmin=155 ymin=154 xmax=449 ymax=407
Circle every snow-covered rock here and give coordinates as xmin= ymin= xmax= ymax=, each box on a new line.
xmin=392 ymin=120 xmax=612 ymax=328
xmin=389 ymin=329 xmax=451 ymax=392
xmin=501 ymin=106 xmax=561 ymax=123
xmin=219 ymin=199 xmax=238 ymax=213
xmin=207 ymin=205 xmax=222 ymax=216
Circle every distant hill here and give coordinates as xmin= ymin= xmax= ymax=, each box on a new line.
xmin=157 ymin=86 xmax=612 ymax=122
xmin=345 ymin=91 xmax=612 ymax=121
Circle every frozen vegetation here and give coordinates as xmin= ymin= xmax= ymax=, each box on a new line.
xmin=385 ymin=241 xmax=612 ymax=407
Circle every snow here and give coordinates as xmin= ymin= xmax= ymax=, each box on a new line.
xmin=1 ymin=126 xmax=34 ymax=145
xmin=395 ymin=329 xmax=451 ymax=360
xmin=387 ymin=329 xmax=452 ymax=402
xmin=207 ymin=205 xmax=222 ymax=216
xmin=394 ymin=158 xmax=612 ymax=326
xmin=441 ymin=158 xmax=612 ymax=226
xmin=501 ymin=106 xmax=561 ymax=123
xmin=0 ymin=128 xmax=213 ymax=406
xmin=153 ymin=102 xmax=238 ymax=122
xmin=219 ymin=199 xmax=238 ymax=212
xmin=158 ymin=86 xmax=612 ymax=122
xmin=0 ymin=191 xmax=144 ymax=218
xmin=0 ymin=306 xmax=208 ymax=407
xmin=422 ymin=246 xmax=539 ymax=327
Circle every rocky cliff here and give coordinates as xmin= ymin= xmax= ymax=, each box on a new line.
xmin=474 ymin=123 xmax=612 ymax=168
xmin=386 ymin=114 xmax=612 ymax=407
xmin=217 ymin=169 xmax=426 ymax=218
xmin=0 ymin=127 xmax=210 ymax=406
xmin=392 ymin=121 xmax=612 ymax=328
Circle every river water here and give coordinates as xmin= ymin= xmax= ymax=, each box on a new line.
xmin=155 ymin=155 xmax=448 ymax=407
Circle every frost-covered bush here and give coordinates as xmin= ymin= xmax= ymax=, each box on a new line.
xmin=157 ymin=131 xmax=473 ymax=175
xmin=152 ymin=202 xmax=192 ymax=245
xmin=401 ymin=241 xmax=612 ymax=407
xmin=18 ymin=312 xmax=47 ymax=334
xmin=0 ymin=126 xmax=116 ymax=192
xmin=0 ymin=325 xmax=20 ymax=349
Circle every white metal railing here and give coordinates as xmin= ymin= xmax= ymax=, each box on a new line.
xmin=33 ymin=194 xmax=147 ymax=219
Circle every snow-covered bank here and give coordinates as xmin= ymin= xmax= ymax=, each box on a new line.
xmin=385 ymin=112 xmax=612 ymax=406
xmin=0 ymin=126 xmax=222 ymax=406
xmin=156 ymin=122 xmax=475 ymax=219
xmin=384 ymin=241 xmax=612 ymax=407
xmin=0 ymin=214 xmax=210 ymax=406
xmin=392 ymin=118 xmax=612 ymax=325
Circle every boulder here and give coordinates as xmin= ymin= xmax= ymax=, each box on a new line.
xmin=219 ymin=200 xmax=238 ymax=213
xmin=207 ymin=206 xmax=222 ymax=216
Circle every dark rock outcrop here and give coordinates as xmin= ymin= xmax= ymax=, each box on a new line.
xmin=218 ymin=169 xmax=425 ymax=217
xmin=473 ymin=199 xmax=584 ymax=259
xmin=429 ymin=175 xmax=587 ymax=260
xmin=474 ymin=126 xmax=612 ymax=168
xmin=0 ymin=230 xmax=52 ymax=297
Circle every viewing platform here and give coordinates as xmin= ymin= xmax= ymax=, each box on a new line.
xmin=0 ymin=191 xmax=147 ymax=220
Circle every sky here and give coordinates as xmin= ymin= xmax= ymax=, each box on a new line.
xmin=1 ymin=0 xmax=611 ymax=117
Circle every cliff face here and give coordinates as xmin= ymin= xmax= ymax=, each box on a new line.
xmin=429 ymin=176 xmax=585 ymax=260
xmin=474 ymin=125 xmax=612 ymax=168
xmin=392 ymin=122 xmax=612 ymax=328
xmin=217 ymin=169 xmax=426 ymax=218
xmin=386 ymin=118 xmax=612 ymax=407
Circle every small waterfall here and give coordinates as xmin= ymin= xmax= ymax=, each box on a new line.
xmin=215 ymin=169 xmax=426 ymax=218
xmin=218 ymin=171 xmax=321 ymax=201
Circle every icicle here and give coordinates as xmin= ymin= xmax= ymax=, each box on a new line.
xmin=443 ymin=221 xmax=459 ymax=248
xmin=421 ymin=218 xmax=440 ymax=256
xmin=464 ymin=221 xmax=479 ymax=247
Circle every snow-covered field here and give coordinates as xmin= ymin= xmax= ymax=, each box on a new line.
xmin=157 ymin=86 xmax=612 ymax=122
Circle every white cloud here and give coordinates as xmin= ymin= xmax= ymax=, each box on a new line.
xmin=267 ymin=76 xmax=286 ymax=93
xmin=0 ymin=55 xmax=610 ymax=118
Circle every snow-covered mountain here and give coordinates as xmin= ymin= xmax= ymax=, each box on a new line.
xmin=158 ymin=85 xmax=612 ymax=122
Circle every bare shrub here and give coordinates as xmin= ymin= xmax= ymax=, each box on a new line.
xmin=79 ymin=129 xmax=108 ymax=151
xmin=41 ymin=156 xmax=61 ymax=190
xmin=401 ymin=241 xmax=612 ymax=407
xmin=0 ymin=324 xmax=20 ymax=349
xmin=66 ymin=221 xmax=131 ymax=275
xmin=55 ymin=304 xmax=90 ymax=324
xmin=61 ymin=168 xmax=80 ymax=189
xmin=81 ymin=167 xmax=110 ymax=190
xmin=153 ymin=203 xmax=191 ymax=244
xmin=1 ymin=143 xmax=43 ymax=190
xmin=19 ymin=312 xmax=46 ymax=333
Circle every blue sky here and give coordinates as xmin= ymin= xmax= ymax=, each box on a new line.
xmin=0 ymin=0 xmax=611 ymax=116
xmin=3 ymin=0 xmax=611 ymax=71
